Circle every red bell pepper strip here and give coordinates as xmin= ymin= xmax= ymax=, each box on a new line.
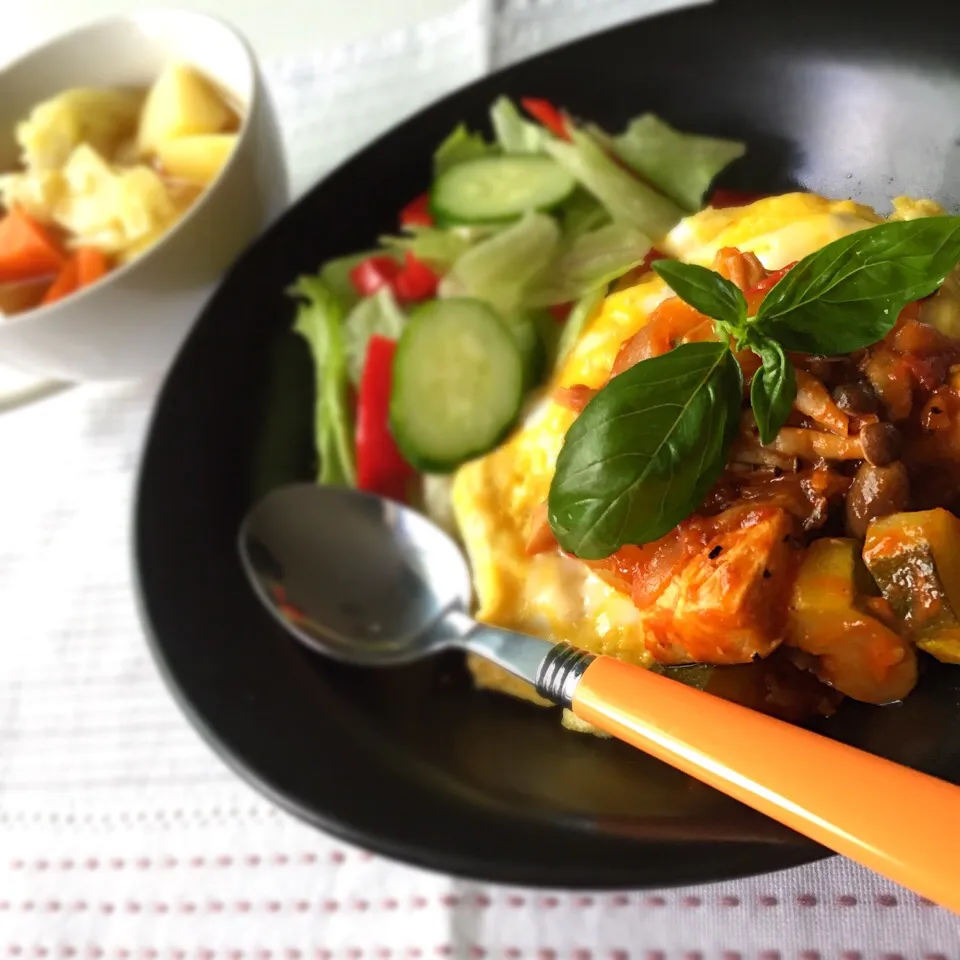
xmin=745 ymin=261 xmax=798 ymax=314
xmin=349 ymin=256 xmax=402 ymax=297
xmin=642 ymin=247 xmax=669 ymax=270
xmin=750 ymin=261 xmax=798 ymax=294
xmin=392 ymin=251 xmax=439 ymax=304
xmin=521 ymin=98 xmax=570 ymax=140
xmin=708 ymin=188 xmax=769 ymax=209
xmin=349 ymin=252 xmax=439 ymax=304
xmin=356 ymin=335 xmax=416 ymax=502
xmin=400 ymin=192 xmax=434 ymax=228
xmin=549 ymin=302 xmax=573 ymax=323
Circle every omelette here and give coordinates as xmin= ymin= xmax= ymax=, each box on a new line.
xmin=450 ymin=191 xmax=950 ymax=722
xmin=291 ymin=95 xmax=960 ymax=730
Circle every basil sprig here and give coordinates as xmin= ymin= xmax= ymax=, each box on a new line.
xmin=549 ymin=342 xmax=742 ymax=559
xmin=548 ymin=215 xmax=960 ymax=558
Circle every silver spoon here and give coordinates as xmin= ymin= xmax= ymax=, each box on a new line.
xmin=238 ymin=481 xmax=960 ymax=911
xmin=238 ymin=481 xmax=563 ymax=688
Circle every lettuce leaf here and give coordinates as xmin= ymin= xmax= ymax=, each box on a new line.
xmin=556 ymin=189 xmax=609 ymax=241
xmin=379 ymin=224 xmax=492 ymax=271
xmin=439 ymin=211 xmax=559 ymax=315
xmin=289 ymin=276 xmax=356 ymax=486
xmin=489 ymin=96 xmax=546 ymax=154
xmin=316 ymin=250 xmax=397 ymax=312
xmin=344 ymin=287 xmax=406 ymax=385
xmin=612 ymin=114 xmax=746 ymax=212
xmin=434 ymin=123 xmax=494 ymax=175
xmin=526 ymin=222 xmax=650 ymax=306
xmin=544 ymin=127 xmax=685 ymax=241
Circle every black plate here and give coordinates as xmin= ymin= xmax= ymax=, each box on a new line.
xmin=135 ymin=0 xmax=960 ymax=888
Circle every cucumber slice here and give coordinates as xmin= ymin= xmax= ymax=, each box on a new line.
xmin=430 ymin=155 xmax=575 ymax=224
xmin=390 ymin=298 xmax=524 ymax=472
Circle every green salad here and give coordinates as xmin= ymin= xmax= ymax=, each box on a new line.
xmin=288 ymin=96 xmax=748 ymax=503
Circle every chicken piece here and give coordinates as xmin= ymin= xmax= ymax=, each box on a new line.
xmin=637 ymin=506 xmax=800 ymax=665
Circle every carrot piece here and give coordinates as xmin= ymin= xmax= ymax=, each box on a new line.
xmin=0 ymin=208 xmax=65 ymax=284
xmin=75 ymin=247 xmax=110 ymax=288
xmin=41 ymin=257 xmax=80 ymax=306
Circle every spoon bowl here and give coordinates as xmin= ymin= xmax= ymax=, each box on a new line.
xmin=239 ymin=482 xmax=473 ymax=665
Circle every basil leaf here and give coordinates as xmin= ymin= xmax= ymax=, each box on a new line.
xmin=548 ymin=342 xmax=743 ymax=559
xmin=755 ymin=216 xmax=960 ymax=354
xmin=750 ymin=338 xmax=796 ymax=445
xmin=652 ymin=260 xmax=746 ymax=331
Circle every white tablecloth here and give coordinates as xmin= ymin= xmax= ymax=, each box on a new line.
xmin=2 ymin=1 xmax=959 ymax=956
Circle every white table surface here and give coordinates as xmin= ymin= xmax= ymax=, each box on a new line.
xmin=0 ymin=0 xmax=460 ymax=65
xmin=2 ymin=1 xmax=960 ymax=956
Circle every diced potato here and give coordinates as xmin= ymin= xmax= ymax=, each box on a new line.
xmin=52 ymin=145 xmax=120 ymax=247
xmin=48 ymin=144 xmax=176 ymax=255
xmin=0 ymin=169 xmax=64 ymax=224
xmin=114 ymin=166 xmax=177 ymax=241
xmin=791 ymin=537 xmax=861 ymax=611
xmin=16 ymin=88 xmax=142 ymax=171
xmin=155 ymin=134 xmax=237 ymax=185
xmin=786 ymin=538 xmax=917 ymax=703
xmin=60 ymin=142 xmax=115 ymax=194
xmin=863 ymin=509 xmax=960 ymax=663
xmin=138 ymin=63 xmax=233 ymax=154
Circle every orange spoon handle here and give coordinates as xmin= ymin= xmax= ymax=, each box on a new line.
xmin=571 ymin=655 xmax=960 ymax=911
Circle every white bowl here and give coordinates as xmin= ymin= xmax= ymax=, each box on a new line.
xmin=0 ymin=9 xmax=288 ymax=382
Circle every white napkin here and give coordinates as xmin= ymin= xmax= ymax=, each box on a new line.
xmin=1 ymin=1 xmax=959 ymax=956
